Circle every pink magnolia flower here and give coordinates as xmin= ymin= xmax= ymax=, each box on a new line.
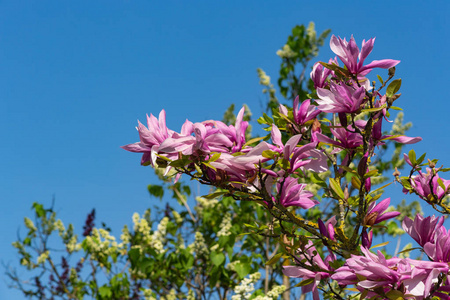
xmin=371 ymin=118 xmax=422 ymax=145
xmin=275 ymin=177 xmax=318 ymax=209
xmin=292 ymin=97 xmax=320 ymax=126
xmin=318 ymin=216 xmax=336 ymax=241
xmin=210 ymin=106 xmax=249 ymax=153
xmin=316 ymin=81 xmax=366 ymax=114
xmin=364 ymin=197 xmax=400 ymax=226
xmin=402 ymin=214 xmax=444 ymax=247
xmin=424 ymin=226 xmax=450 ymax=263
xmin=310 ymin=57 xmax=337 ymax=89
xmin=315 ymin=124 xmax=363 ymax=153
xmin=122 ymin=110 xmax=175 ymax=165
xmin=330 ymin=35 xmax=400 ymax=76
xmin=332 ymin=247 xmax=449 ymax=299
xmin=269 ymin=125 xmax=328 ymax=174
xmin=159 ymin=122 xmax=234 ymax=156
xmin=283 ymin=241 xmax=335 ymax=300
xmin=408 ymin=168 xmax=450 ymax=201
xmin=361 ymin=229 xmax=373 ymax=248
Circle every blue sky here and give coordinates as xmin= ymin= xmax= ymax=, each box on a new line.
xmin=1 ymin=1 xmax=449 ymax=299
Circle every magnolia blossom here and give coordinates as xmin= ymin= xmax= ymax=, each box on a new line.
xmin=269 ymin=125 xmax=328 ymax=174
xmin=318 ymin=216 xmax=336 ymax=241
xmin=371 ymin=118 xmax=422 ymax=145
xmin=402 ymin=214 xmax=444 ymax=247
xmin=275 ymin=177 xmax=317 ymax=209
xmin=123 ymin=107 xmax=250 ymax=166
xmin=330 ymin=35 xmax=400 ymax=76
xmin=407 ymin=168 xmax=450 ymax=201
xmin=310 ymin=58 xmax=337 ymax=89
xmin=364 ymin=197 xmax=400 ymax=226
xmin=332 ymin=247 xmax=449 ymax=299
xmin=315 ymin=124 xmax=363 ymax=153
xmin=283 ymin=241 xmax=335 ymax=300
xmin=316 ymin=81 xmax=366 ymax=114
xmin=292 ymin=97 xmax=320 ymax=126
xmin=122 ymin=110 xmax=175 ymax=165
xmin=424 ymin=226 xmax=450 ymax=263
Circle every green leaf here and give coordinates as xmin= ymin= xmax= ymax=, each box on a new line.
xmin=265 ymin=252 xmax=283 ymax=266
xmin=169 ymin=158 xmax=189 ymax=168
xmin=369 ymin=181 xmax=393 ymax=195
xmin=386 ymin=79 xmax=402 ymax=97
xmin=147 ymin=184 xmax=164 ymax=199
xmin=128 ymin=248 xmax=140 ymax=266
xmin=351 ymin=176 xmax=361 ymax=190
xmin=339 ymin=165 xmax=357 ymax=175
xmin=210 ymin=251 xmax=225 ymax=267
xmin=209 ymin=152 xmax=221 ymax=162
xmin=202 ymin=162 xmax=217 ymax=171
xmin=408 ymin=149 xmax=417 ymax=165
xmin=262 ymin=150 xmax=277 ymax=159
xmin=243 ymin=136 xmax=264 ymax=148
xmin=202 ymin=191 xmax=228 ymax=200
xmin=329 ymin=178 xmax=345 ymax=199
xmin=294 ymin=278 xmax=314 ymax=287
xmin=377 ymin=75 xmax=383 ymax=85
xmin=98 ymin=286 xmax=112 ymax=298
xmin=385 ymin=289 xmax=404 ymax=300
xmin=416 ymin=152 xmax=426 ymax=165
xmin=235 ymin=262 xmax=252 ymax=279
xmin=310 ymin=172 xmax=327 ymax=188
xmin=370 ymin=241 xmax=389 ymax=250
xmin=437 ymin=178 xmax=446 ymax=191
xmin=361 ymin=105 xmax=386 ymax=113
xmin=363 ymin=169 xmax=379 ymax=179
xmin=32 ymin=202 xmax=45 ymax=218
xmin=389 ymin=106 xmax=403 ymax=111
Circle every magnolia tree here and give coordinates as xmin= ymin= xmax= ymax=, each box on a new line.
xmin=8 ymin=27 xmax=435 ymax=300
xmin=121 ymin=34 xmax=450 ymax=300
xmin=8 ymin=23 xmax=339 ymax=300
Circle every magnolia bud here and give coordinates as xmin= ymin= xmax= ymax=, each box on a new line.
xmin=428 ymin=159 xmax=436 ymax=169
xmin=388 ymin=66 xmax=396 ymax=77
xmin=364 ymin=211 xmax=379 ymax=227
xmin=392 ymin=167 xmax=400 ymax=177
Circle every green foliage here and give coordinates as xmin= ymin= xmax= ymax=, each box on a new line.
xmin=276 ymin=22 xmax=331 ymax=102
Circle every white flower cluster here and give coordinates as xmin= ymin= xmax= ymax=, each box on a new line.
xmin=83 ymin=228 xmax=123 ymax=262
xmin=231 ymin=272 xmax=261 ymax=300
xmin=131 ymin=213 xmax=169 ymax=254
xmin=36 ymin=250 xmax=49 ymax=265
xmin=54 ymin=219 xmax=65 ymax=236
xmin=150 ymin=216 xmax=169 ymax=254
xmin=66 ymin=235 xmax=81 ymax=253
xmin=217 ymin=212 xmax=232 ymax=237
xmin=257 ymin=69 xmax=271 ymax=86
xmin=172 ymin=210 xmax=183 ymax=224
xmin=195 ymin=196 xmax=218 ymax=214
xmin=276 ymin=44 xmax=297 ymax=59
xmin=160 ymin=289 xmax=176 ymax=300
xmin=24 ymin=217 xmax=37 ymax=232
xmin=253 ymin=285 xmax=286 ymax=300
xmin=189 ymin=231 xmax=209 ymax=256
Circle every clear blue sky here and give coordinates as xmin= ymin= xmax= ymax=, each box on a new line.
xmin=1 ymin=1 xmax=449 ymax=299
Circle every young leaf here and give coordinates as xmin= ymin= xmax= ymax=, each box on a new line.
xmin=386 ymin=79 xmax=402 ymax=97
xmin=377 ymin=74 xmax=383 ymax=85
xmin=408 ymin=149 xmax=417 ymax=165
xmin=265 ymin=252 xmax=283 ymax=266
xmin=329 ymin=178 xmax=345 ymax=199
